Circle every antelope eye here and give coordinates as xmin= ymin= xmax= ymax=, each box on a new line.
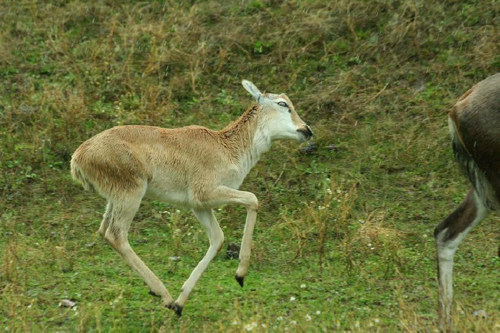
xmin=277 ymin=101 xmax=288 ymax=108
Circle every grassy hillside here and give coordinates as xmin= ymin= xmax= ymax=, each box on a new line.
xmin=1 ymin=0 xmax=498 ymax=331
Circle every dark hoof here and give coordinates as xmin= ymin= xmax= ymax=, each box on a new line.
xmin=235 ymin=275 xmax=244 ymax=287
xmin=167 ymin=303 xmax=183 ymax=317
xmin=149 ymin=290 xmax=161 ymax=298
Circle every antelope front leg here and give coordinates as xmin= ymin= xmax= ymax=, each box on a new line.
xmin=235 ymin=208 xmax=257 ymax=287
xmin=203 ymin=186 xmax=259 ymax=287
xmin=173 ymin=209 xmax=224 ymax=316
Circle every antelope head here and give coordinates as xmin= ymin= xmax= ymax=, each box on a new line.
xmin=242 ymin=80 xmax=313 ymax=142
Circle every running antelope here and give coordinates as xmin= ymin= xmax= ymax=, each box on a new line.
xmin=70 ymin=80 xmax=313 ymax=316
xmin=434 ymin=73 xmax=499 ymax=331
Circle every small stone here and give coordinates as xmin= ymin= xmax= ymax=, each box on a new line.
xmin=327 ymin=144 xmax=338 ymax=151
xmin=299 ymin=143 xmax=317 ymax=154
xmin=473 ymin=309 xmax=487 ymax=318
xmin=226 ymin=243 xmax=240 ymax=260
xmin=60 ymin=299 xmax=76 ymax=308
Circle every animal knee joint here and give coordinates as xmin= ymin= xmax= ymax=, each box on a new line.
xmin=248 ymin=194 xmax=259 ymax=210
xmin=214 ymin=233 xmax=225 ymax=252
xmin=104 ymin=229 xmax=126 ymax=250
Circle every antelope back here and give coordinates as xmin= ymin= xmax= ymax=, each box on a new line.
xmin=449 ymin=73 xmax=500 ymax=208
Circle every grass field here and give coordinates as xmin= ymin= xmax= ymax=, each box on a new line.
xmin=1 ymin=0 xmax=499 ymax=331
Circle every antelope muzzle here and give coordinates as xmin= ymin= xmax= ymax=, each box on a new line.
xmin=297 ymin=125 xmax=313 ymax=141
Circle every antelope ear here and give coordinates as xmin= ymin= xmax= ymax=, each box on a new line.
xmin=242 ymin=80 xmax=263 ymax=103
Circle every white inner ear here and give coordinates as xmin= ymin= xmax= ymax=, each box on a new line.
xmin=241 ymin=80 xmax=263 ymax=101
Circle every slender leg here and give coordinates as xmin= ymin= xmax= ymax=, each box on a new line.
xmin=173 ymin=209 xmax=224 ymax=316
xmin=235 ymin=208 xmax=257 ymax=286
xmin=104 ymin=188 xmax=174 ymax=308
xmin=202 ymin=186 xmax=259 ymax=287
xmin=98 ymin=201 xmax=113 ymax=237
xmin=434 ymin=188 xmax=489 ymax=331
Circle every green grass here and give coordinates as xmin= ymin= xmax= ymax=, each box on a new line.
xmin=1 ymin=0 xmax=499 ymax=331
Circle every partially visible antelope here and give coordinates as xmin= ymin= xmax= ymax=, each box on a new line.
xmin=434 ymin=73 xmax=499 ymax=331
xmin=71 ymin=80 xmax=313 ymax=316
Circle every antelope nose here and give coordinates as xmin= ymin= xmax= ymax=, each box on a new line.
xmin=306 ymin=125 xmax=313 ymax=137
xmin=298 ymin=125 xmax=313 ymax=139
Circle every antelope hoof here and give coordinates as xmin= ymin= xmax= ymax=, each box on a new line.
xmin=149 ymin=290 xmax=161 ymax=298
xmin=167 ymin=303 xmax=183 ymax=317
xmin=235 ymin=275 xmax=244 ymax=287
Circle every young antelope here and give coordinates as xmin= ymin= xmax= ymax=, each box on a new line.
xmin=70 ymin=80 xmax=313 ymax=316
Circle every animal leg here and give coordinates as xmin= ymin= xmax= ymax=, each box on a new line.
xmin=104 ymin=188 xmax=174 ymax=307
xmin=98 ymin=201 xmax=113 ymax=237
xmin=434 ymin=188 xmax=489 ymax=331
xmin=203 ymin=186 xmax=258 ymax=287
xmin=235 ymin=208 xmax=257 ymax=287
xmin=172 ymin=209 xmax=224 ymax=316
